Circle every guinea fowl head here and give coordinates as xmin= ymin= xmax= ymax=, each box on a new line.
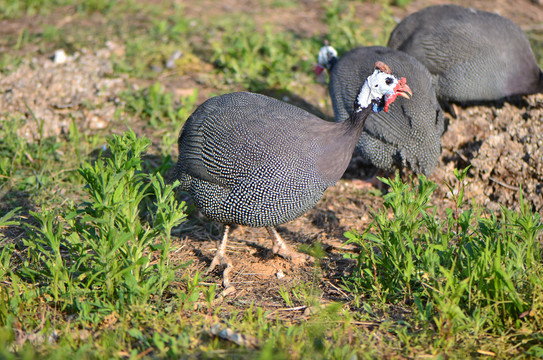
xmin=315 ymin=41 xmax=338 ymax=75
xmin=355 ymin=61 xmax=412 ymax=113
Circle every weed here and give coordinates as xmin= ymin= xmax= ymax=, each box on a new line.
xmin=0 ymin=53 xmax=23 ymax=74
xmin=178 ymin=272 xmax=201 ymax=310
xmin=0 ymin=116 xmax=100 ymax=209
xmin=112 ymin=13 xmax=197 ymax=79
xmin=13 ymin=130 xmax=188 ymax=317
xmin=344 ymin=170 xmax=543 ymax=346
xmin=278 ymin=285 xmax=294 ymax=307
xmin=210 ymin=21 xmax=314 ymax=92
xmin=322 ymin=0 xmax=396 ymax=52
xmin=122 ymin=82 xmax=197 ymax=130
xmin=392 ymin=0 xmax=414 ymax=7
xmin=75 ymin=0 xmax=114 ymax=14
xmin=528 ymin=30 xmax=543 ymax=69
xmin=0 ymin=208 xmax=20 ymax=285
xmin=121 ymin=83 xmax=198 ymax=155
xmin=1 ymin=1 xmax=542 ymax=358
xmin=0 ymin=0 xmax=113 ymax=19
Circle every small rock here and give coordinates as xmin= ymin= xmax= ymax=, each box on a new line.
xmin=53 ymin=49 xmax=67 ymax=64
xmin=276 ymin=269 xmax=285 ymax=279
xmin=88 ymin=114 xmax=108 ymax=130
xmin=166 ymin=50 xmax=183 ymax=69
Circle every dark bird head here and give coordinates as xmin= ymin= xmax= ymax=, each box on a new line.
xmin=355 ymin=61 xmax=413 ymax=113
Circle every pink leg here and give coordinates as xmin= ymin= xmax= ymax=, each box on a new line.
xmin=206 ymin=225 xmax=234 ymax=288
xmin=266 ymin=226 xmax=311 ymax=263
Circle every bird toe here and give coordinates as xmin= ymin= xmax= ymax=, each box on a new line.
xmin=206 ymin=252 xmax=234 ymax=288
xmin=272 ymin=244 xmax=313 ymax=265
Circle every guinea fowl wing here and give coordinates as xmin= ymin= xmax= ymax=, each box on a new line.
xmin=177 ymin=92 xmax=345 ymax=228
xmin=178 ymin=92 xmax=338 ymax=192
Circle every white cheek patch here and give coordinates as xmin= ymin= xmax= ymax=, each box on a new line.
xmin=317 ymin=45 xmax=338 ymax=67
xmin=356 ymin=70 xmax=398 ymax=110
xmin=356 ymin=82 xmax=372 ymax=110
xmin=370 ymin=72 xmax=398 ymax=98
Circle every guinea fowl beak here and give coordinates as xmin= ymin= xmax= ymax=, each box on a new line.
xmin=384 ymin=77 xmax=412 ymax=112
xmin=395 ymin=77 xmax=412 ymax=99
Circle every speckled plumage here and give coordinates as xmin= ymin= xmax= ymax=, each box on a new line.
xmin=327 ymin=46 xmax=443 ymax=175
xmin=175 ymin=92 xmax=372 ymax=228
xmin=387 ymin=4 xmax=543 ymax=103
xmin=175 ymin=69 xmax=411 ymax=288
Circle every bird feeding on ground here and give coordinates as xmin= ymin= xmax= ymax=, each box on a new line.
xmin=316 ymin=44 xmax=443 ymax=176
xmin=175 ymin=62 xmax=412 ymax=288
xmin=387 ymin=4 xmax=543 ymax=105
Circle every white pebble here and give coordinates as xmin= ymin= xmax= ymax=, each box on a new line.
xmin=53 ymin=49 xmax=67 ymax=64
xmin=166 ymin=50 xmax=183 ymax=69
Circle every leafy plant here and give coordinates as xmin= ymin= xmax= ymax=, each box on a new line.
xmin=210 ymin=22 xmax=314 ymax=91
xmin=322 ymin=0 xmax=396 ymax=53
xmin=122 ymin=82 xmax=197 ymax=129
xmin=0 ymin=208 xmax=20 ymax=285
xmin=0 ymin=0 xmax=112 ymax=19
xmin=278 ymin=285 xmax=294 ymax=307
xmin=18 ymin=130 xmax=188 ymax=316
xmin=344 ymin=171 xmax=543 ymax=340
xmin=121 ymin=83 xmax=198 ymax=155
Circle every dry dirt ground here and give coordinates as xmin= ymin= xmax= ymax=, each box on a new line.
xmin=1 ymin=0 xmax=543 ymax=303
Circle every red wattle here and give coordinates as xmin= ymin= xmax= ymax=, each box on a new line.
xmin=314 ymin=65 xmax=324 ymax=75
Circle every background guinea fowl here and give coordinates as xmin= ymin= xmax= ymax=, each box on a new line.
xmin=175 ymin=63 xmax=411 ymax=288
xmin=387 ymin=4 xmax=543 ymax=104
xmin=317 ymin=45 xmax=444 ymax=175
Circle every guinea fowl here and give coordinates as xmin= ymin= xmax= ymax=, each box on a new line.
xmin=175 ymin=62 xmax=412 ymax=288
xmin=316 ymin=45 xmax=443 ymax=175
xmin=387 ymin=4 xmax=543 ymax=104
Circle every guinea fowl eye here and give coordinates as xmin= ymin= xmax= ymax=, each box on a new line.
xmin=385 ymin=77 xmax=394 ymax=85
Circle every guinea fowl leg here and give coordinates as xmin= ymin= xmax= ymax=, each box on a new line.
xmin=266 ymin=226 xmax=310 ymax=264
xmin=206 ymin=225 xmax=234 ymax=288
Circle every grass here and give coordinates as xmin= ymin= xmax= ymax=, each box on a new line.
xmin=209 ymin=20 xmax=316 ymax=92
xmin=0 ymin=116 xmax=89 ymax=209
xmin=0 ymin=0 xmax=115 ymax=19
xmin=5 ymin=130 xmax=187 ymax=312
xmin=322 ymin=0 xmax=397 ymax=52
xmin=4 ymin=96 xmax=539 ymax=359
xmin=1 ymin=0 xmax=543 ymax=358
xmin=120 ymin=82 xmax=198 ymax=155
xmin=1 ymin=129 xmax=541 ymax=358
xmin=343 ymin=169 xmax=543 ymax=354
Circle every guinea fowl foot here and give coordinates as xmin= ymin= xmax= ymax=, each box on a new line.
xmin=206 ymin=252 xmax=233 ymax=288
xmin=206 ymin=225 xmax=234 ymax=288
xmin=266 ymin=227 xmax=312 ymax=265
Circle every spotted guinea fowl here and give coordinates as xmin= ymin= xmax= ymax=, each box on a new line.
xmin=316 ymin=45 xmax=443 ymax=175
xmin=387 ymin=4 xmax=543 ymax=104
xmin=175 ymin=62 xmax=412 ymax=288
